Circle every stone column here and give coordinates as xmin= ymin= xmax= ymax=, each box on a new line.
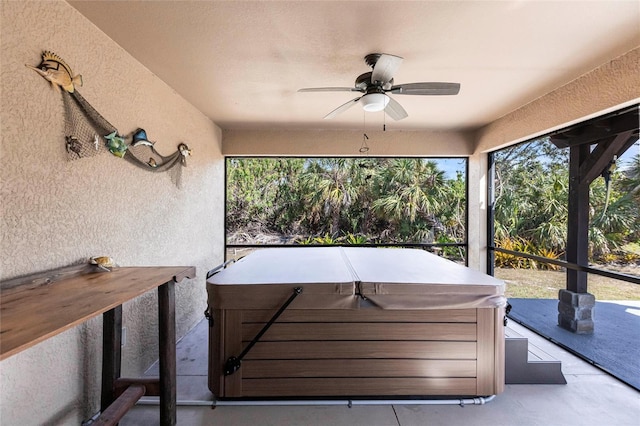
xmin=558 ymin=289 xmax=594 ymax=334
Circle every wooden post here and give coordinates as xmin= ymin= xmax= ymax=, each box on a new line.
xmin=158 ymin=280 xmax=177 ymax=426
xmin=101 ymin=305 xmax=123 ymax=413
xmin=559 ymin=144 xmax=595 ymax=333
xmin=566 ymin=144 xmax=590 ymax=294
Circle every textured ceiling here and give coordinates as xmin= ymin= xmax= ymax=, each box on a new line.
xmin=68 ymin=1 xmax=640 ymax=131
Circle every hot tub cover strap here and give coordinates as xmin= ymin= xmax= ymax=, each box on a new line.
xmin=224 ymin=286 xmax=303 ymax=376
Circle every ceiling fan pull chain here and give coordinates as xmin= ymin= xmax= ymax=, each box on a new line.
xmin=360 ymin=133 xmax=369 ymax=153
xmin=360 ymin=111 xmax=370 ymax=153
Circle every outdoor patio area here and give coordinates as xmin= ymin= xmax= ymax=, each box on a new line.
xmin=118 ymin=313 xmax=640 ymax=426
xmin=508 ymin=298 xmax=640 ymax=390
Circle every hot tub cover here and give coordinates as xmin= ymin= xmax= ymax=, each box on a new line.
xmin=208 ymin=247 xmax=506 ymax=310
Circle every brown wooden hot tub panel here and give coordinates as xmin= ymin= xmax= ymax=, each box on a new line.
xmin=210 ymin=307 xmax=503 ymax=398
xmin=245 ymin=341 xmax=477 ymax=360
xmin=241 ymin=322 xmax=477 ymax=342
xmin=242 ymin=359 xmax=478 ymax=378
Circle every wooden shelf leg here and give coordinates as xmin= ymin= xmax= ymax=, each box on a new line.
xmin=101 ymin=305 xmax=123 ymax=413
xmin=158 ymin=280 xmax=177 ymax=426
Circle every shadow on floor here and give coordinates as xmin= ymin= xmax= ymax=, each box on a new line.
xmin=507 ymin=298 xmax=640 ymax=390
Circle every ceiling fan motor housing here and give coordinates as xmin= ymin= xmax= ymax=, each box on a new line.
xmin=355 ymin=72 xmax=394 ymax=91
xmin=355 ymin=72 xmax=372 ymax=90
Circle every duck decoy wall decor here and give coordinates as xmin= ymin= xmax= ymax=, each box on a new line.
xmin=26 ymin=51 xmax=192 ymax=185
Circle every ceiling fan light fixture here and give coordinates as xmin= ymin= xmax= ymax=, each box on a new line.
xmin=361 ymin=93 xmax=390 ymax=112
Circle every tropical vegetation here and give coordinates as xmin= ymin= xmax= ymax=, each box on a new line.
xmin=226 ymin=139 xmax=639 ymax=271
xmin=493 ymin=138 xmax=639 ymax=269
xmin=226 ymin=157 xmax=467 ymax=260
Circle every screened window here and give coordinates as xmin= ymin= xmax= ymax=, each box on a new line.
xmin=488 ymin=135 xmax=639 ymax=299
xmin=225 ymin=157 xmax=468 ymax=263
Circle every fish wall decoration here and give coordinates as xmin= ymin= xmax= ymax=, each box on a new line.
xmin=25 ymin=51 xmax=83 ymax=93
xmin=125 ymin=128 xmax=191 ymax=171
xmin=131 ymin=128 xmax=154 ymax=147
xmin=104 ymin=131 xmax=128 ymax=158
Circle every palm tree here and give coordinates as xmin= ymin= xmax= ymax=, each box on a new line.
xmin=620 ymin=153 xmax=640 ymax=197
xmin=590 ymin=163 xmax=639 ymax=257
xmin=299 ymin=159 xmax=361 ymax=236
xmin=226 ymin=157 xmax=468 ymax=254
xmin=439 ymin=171 xmax=467 ymax=243
xmin=372 ymin=159 xmax=446 ymax=242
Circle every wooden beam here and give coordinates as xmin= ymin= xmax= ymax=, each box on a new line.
xmin=580 ymin=131 xmax=636 ymax=185
xmin=549 ymin=107 xmax=639 ymax=148
xmin=114 ymin=378 xmax=160 ymax=397
xmin=94 ymin=384 xmax=146 ymax=426
xmin=476 ymin=308 xmax=496 ymax=395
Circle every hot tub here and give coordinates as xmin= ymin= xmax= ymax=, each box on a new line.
xmin=207 ymin=247 xmax=506 ymax=398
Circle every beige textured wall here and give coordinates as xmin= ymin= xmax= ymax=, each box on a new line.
xmin=467 ymin=153 xmax=488 ymax=273
xmin=474 ymin=47 xmax=640 ymax=153
xmin=223 ymin=128 xmax=475 ymax=156
xmin=0 ymin=1 xmax=224 ymax=425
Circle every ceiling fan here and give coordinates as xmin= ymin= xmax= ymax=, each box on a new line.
xmin=298 ymin=53 xmax=460 ymax=121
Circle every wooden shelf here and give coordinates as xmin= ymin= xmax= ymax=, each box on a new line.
xmin=1 ymin=264 xmax=195 ymax=425
xmin=1 ymin=265 xmax=195 ymax=361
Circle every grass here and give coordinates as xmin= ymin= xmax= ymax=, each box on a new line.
xmin=495 ymin=267 xmax=640 ymax=300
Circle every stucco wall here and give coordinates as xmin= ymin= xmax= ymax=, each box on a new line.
xmin=0 ymin=1 xmax=224 ymax=425
xmin=223 ymin=128 xmax=475 ymax=157
xmin=474 ymin=47 xmax=640 ymax=153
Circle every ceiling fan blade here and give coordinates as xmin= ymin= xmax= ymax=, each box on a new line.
xmin=298 ymin=87 xmax=361 ymax=93
xmin=384 ymin=96 xmax=408 ymax=121
xmin=323 ymin=96 xmax=362 ymax=119
xmin=388 ymin=82 xmax=460 ymax=96
xmin=371 ymin=54 xmax=403 ymax=84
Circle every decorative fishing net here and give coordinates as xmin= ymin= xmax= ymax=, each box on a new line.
xmin=62 ymin=90 xmax=114 ymax=160
xmin=61 ymin=91 xmax=187 ymax=187
xmin=125 ymin=142 xmax=185 ymax=187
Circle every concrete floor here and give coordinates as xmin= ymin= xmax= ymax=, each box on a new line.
xmin=121 ymin=320 xmax=640 ymax=426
